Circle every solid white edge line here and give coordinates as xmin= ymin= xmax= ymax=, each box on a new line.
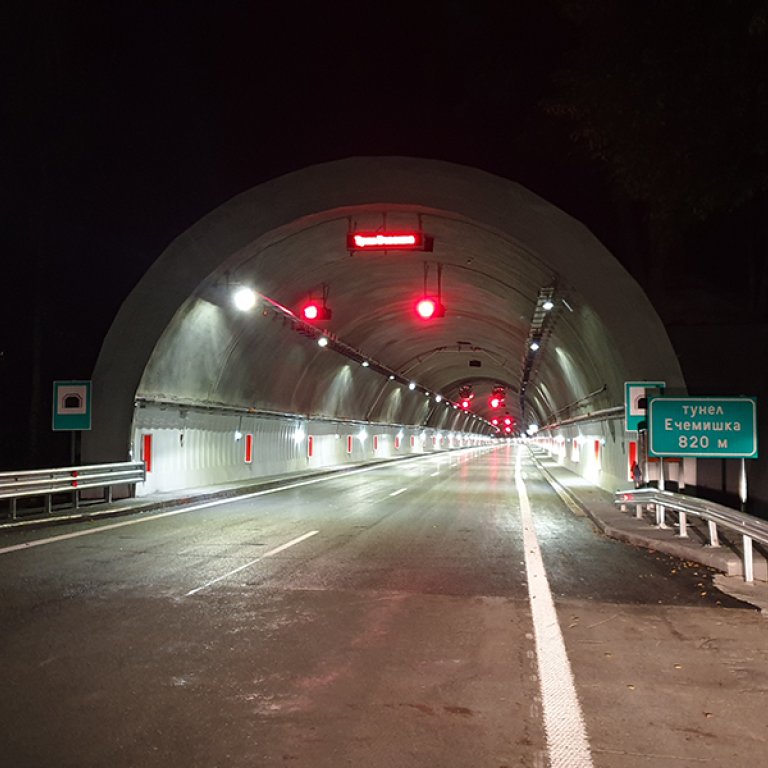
xmin=0 ymin=444 xmax=503 ymax=557
xmin=185 ymin=529 xmax=319 ymax=596
xmin=516 ymin=448 xmax=594 ymax=768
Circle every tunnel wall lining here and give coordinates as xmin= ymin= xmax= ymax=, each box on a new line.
xmin=131 ymin=404 xmax=490 ymax=496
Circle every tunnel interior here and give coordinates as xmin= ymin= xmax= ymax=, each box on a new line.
xmin=85 ymin=157 xmax=685 ymax=493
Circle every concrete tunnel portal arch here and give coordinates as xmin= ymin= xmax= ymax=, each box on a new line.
xmin=84 ymin=156 xmax=686 ymax=493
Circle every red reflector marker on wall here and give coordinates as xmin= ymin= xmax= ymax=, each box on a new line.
xmin=628 ymin=440 xmax=637 ymax=482
xmin=142 ymin=434 xmax=153 ymax=473
xmin=244 ymin=433 xmax=253 ymax=464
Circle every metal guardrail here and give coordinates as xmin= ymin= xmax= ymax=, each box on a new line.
xmin=615 ymin=487 xmax=768 ymax=583
xmin=0 ymin=462 xmax=146 ymax=520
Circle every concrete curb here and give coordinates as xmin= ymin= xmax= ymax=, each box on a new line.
xmin=528 ymin=448 xmax=764 ymax=582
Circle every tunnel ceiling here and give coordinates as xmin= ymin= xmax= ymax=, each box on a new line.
xmin=85 ymin=157 xmax=686 ymax=461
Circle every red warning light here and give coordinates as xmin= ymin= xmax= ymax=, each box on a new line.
xmin=416 ymin=298 xmax=436 ymax=318
xmin=415 ymin=297 xmax=446 ymax=319
xmin=489 ymin=386 xmax=506 ymax=410
xmin=302 ymin=301 xmax=332 ymax=322
xmin=347 ymin=232 xmax=433 ymax=251
xmin=460 ymin=398 xmax=472 ymax=410
xmin=491 ymin=417 xmax=499 ymax=426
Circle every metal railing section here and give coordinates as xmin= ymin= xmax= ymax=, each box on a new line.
xmin=0 ymin=462 xmax=146 ymax=520
xmin=615 ymin=487 xmax=768 ymax=583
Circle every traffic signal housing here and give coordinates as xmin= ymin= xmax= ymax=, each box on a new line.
xmin=458 ymin=385 xmax=474 ymax=410
xmin=489 ymin=385 xmax=506 ymax=410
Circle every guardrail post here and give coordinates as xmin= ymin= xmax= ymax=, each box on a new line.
xmin=743 ymin=535 xmax=754 ymax=583
xmin=71 ymin=470 xmax=80 ymax=509
xmin=677 ymin=511 xmax=688 ymax=538
xmin=45 ymin=494 xmax=52 ymax=514
xmin=707 ymin=521 xmax=720 ymax=548
xmin=655 ymin=503 xmax=668 ymax=529
xmin=635 ymin=503 xmax=643 ymax=519
xmin=10 ymin=498 xmax=17 ymax=520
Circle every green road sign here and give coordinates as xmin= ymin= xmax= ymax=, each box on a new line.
xmin=52 ymin=380 xmax=92 ymax=431
xmin=648 ymin=396 xmax=758 ymax=458
xmin=624 ymin=381 xmax=665 ymax=431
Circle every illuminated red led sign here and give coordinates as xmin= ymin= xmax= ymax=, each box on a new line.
xmin=347 ymin=232 xmax=433 ymax=251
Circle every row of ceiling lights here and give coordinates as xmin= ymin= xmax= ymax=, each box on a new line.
xmin=230 ymin=284 xmax=493 ymax=425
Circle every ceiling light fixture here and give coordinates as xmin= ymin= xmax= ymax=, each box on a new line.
xmin=233 ymin=286 xmax=257 ymax=311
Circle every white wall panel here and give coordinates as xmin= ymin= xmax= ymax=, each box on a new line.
xmin=131 ymin=403 xmax=493 ymax=495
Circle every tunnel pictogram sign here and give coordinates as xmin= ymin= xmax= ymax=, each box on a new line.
xmin=52 ymin=380 xmax=92 ymax=431
xmin=624 ymin=381 xmax=665 ymax=432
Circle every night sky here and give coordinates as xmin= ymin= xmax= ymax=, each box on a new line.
xmin=3 ymin=1 xmax=767 ymax=469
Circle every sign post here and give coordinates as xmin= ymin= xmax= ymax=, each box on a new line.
xmin=649 ymin=396 xmax=758 ymax=512
xmin=52 ymin=380 xmax=92 ymax=465
xmin=625 ymin=381 xmax=665 ymax=487
xmin=625 ymin=381 xmax=666 ymax=432
xmin=648 ymin=397 xmax=758 ymax=459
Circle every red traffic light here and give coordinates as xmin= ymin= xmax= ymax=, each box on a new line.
xmin=489 ymin=386 xmax=506 ymax=409
xmin=415 ymin=297 xmax=446 ymax=319
xmin=302 ymin=301 xmax=332 ymax=322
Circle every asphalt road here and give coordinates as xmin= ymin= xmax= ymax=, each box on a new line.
xmin=1 ymin=445 xmax=765 ymax=767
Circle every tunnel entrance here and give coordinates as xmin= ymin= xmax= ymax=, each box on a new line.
xmin=84 ymin=157 xmax=685 ymax=494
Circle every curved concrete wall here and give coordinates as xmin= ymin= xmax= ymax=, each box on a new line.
xmin=85 ymin=157 xmax=686 ymax=495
